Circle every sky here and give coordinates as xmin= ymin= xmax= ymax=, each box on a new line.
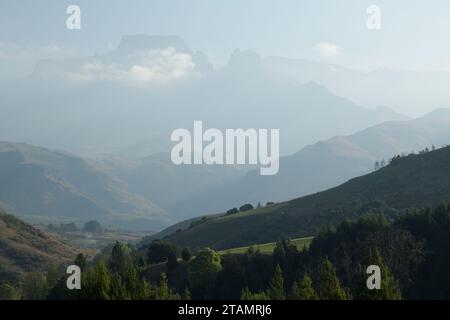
xmin=1 ymin=0 xmax=450 ymax=77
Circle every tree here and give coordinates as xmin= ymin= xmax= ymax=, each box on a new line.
xmin=266 ymin=265 xmax=285 ymax=300
xmin=0 ymin=283 xmax=20 ymax=300
xmin=290 ymin=274 xmax=318 ymax=300
xmin=353 ymin=249 xmax=402 ymax=300
xmin=147 ymin=240 xmax=177 ymax=264
xmin=315 ymin=259 xmax=347 ymax=300
xmin=239 ymin=204 xmax=254 ymax=212
xmin=135 ymin=279 xmax=153 ymax=300
xmin=22 ymin=272 xmax=48 ymax=300
xmin=226 ymin=208 xmax=239 ymax=215
xmin=109 ymin=273 xmax=129 ymax=300
xmin=74 ymin=253 xmax=87 ymax=271
xmin=167 ymin=250 xmax=178 ymax=270
xmin=240 ymin=287 xmax=269 ymax=300
xmin=108 ymin=242 xmax=133 ymax=277
xmin=81 ymin=260 xmax=110 ymax=300
xmin=181 ymin=247 xmax=192 ymax=261
xmin=155 ymin=273 xmax=179 ymax=300
xmin=188 ymin=248 xmax=222 ymax=298
xmin=60 ymin=222 xmax=78 ymax=232
xmin=46 ymin=264 xmax=60 ymax=290
xmin=83 ymin=220 xmax=102 ymax=233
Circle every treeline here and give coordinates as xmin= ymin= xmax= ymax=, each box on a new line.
xmin=374 ymin=144 xmax=439 ymax=171
xmin=5 ymin=202 xmax=450 ymax=300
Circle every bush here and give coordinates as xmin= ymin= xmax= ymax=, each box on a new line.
xmin=181 ymin=247 xmax=192 ymax=261
xmin=147 ymin=240 xmax=177 ymax=264
xmin=226 ymin=208 xmax=239 ymax=215
xmin=239 ymin=204 xmax=254 ymax=212
xmin=83 ymin=220 xmax=103 ymax=234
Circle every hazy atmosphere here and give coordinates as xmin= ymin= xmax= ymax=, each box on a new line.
xmin=2 ymin=1 xmax=450 ymax=304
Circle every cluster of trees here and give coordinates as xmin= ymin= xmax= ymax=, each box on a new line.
xmin=0 ymin=264 xmax=61 ymax=300
xmin=226 ymin=204 xmax=254 ymax=216
xmin=47 ymin=220 xmax=103 ymax=234
xmin=225 ymin=202 xmax=273 ymax=216
xmin=7 ymin=202 xmax=450 ymax=300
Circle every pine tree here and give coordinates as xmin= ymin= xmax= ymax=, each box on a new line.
xmin=354 ymin=249 xmax=402 ymax=300
xmin=241 ymin=287 xmax=269 ymax=300
xmin=241 ymin=287 xmax=253 ymax=300
xmin=135 ymin=280 xmax=153 ymax=300
xmin=316 ymin=259 xmax=347 ymax=300
xmin=155 ymin=272 xmax=179 ymax=300
xmin=94 ymin=260 xmax=111 ymax=300
xmin=109 ymin=274 xmax=129 ymax=300
xmin=266 ymin=264 xmax=286 ymax=300
xmin=290 ymin=273 xmax=318 ymax=300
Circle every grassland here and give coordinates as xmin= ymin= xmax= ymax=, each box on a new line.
xmin=218 ymin=236 xmax=313 ymax=255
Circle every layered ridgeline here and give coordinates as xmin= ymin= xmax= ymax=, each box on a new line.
xmin=0 ymin=211 xmax=78 ymax=282
xmin=0 ymin=35 xmax=404 ymax=157
xmin=153 ymin=144 xmax=450 ymax=250
xmin=178 ymin=109 xmax=450 ymax=217
xmin=0 ymin=142 xmax=171 ymax=230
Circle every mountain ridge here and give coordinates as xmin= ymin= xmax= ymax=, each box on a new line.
xmin=155 ymin=144 xmax=450 ymax=249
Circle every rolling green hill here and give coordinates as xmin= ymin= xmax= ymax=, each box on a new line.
xmin=156 ymin=145 xmax=450 ymax=250
xmin=0 ymin=211 xmax=79 ymax=282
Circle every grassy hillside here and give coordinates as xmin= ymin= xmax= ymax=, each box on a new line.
xmin=218 ymin=237 xmax=313 ymax=255
xmin=0 ymin=211 xmax=79 ymax=282
xmin=0 ymin=142 xmax=171 ymax=230
xmin=157 ymin=145 xmax=450 ymax=250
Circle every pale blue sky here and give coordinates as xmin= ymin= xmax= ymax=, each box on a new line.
xmin=1 ymin=0 xmax=450 ymax=75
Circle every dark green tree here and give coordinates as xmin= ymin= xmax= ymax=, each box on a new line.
xmin=181 ymin=247 xmax=192 ymax=261
xmin=290 ymin=273 xmax=318 ymax=300
xmin=167 ymin=250 xmax=178 ymax=270
xmin=353 ymin=249 xmax=402 ymax=300
xmin=266 ymin=264 xmax=285 ymax=300
xmin=188 ymin=248 xmax=222 ymax=298
xmin=147 ymin=240 xmax=177 ymax=264
xmin=315 ymin=259 xmax=347 ymax=300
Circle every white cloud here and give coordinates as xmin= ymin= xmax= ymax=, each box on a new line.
xmin=65 ymin=47 xmax=196 ymax=84
xmin=314 ymin=42 xmax=341 ymax=58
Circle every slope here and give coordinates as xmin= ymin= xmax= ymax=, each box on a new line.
xmin=157 ymin=145 xmax=450 ymax=249
xmin=0 ymin=211 xmax=78 ymax=282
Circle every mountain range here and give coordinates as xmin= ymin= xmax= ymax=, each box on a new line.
xmin=175 ymin=108 xmax=450 ymax=217
xmin=0 ymin=35 xmax=405 ymax=156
